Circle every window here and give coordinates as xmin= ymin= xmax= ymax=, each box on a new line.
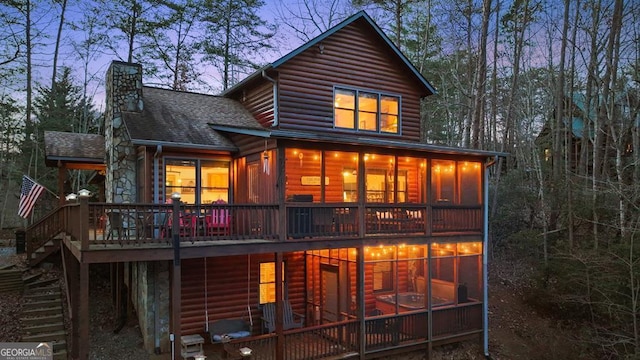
xmin=165 ymin=159 xmax=230 ymax=204
xmin=259 ymin=262 xmax=286 ymax=304
xmin=334 ymin=88 xmax=400 ymax=134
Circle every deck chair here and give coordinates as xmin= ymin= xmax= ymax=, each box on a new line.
xmin=261 ymin=301 xmax=305 ymax=333
xmin=105 ymin=211 xmax=133 ymax=241
xmin=205 ymin=200 xmax=231 ymax=236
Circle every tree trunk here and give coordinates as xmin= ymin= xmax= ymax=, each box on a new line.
xmin=471 ymin=0 xmax=491 ymax=149
xmin=51 ymin=0 xmax=67 ymax=91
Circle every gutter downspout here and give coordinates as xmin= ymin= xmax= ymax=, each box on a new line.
xmin=483 ymin=156 xmax=497 ymax=358
xmin=153 ymin=145 xmax=162 ymax=204
xmin=153 ymin=144 xmax=162 ymax=353
xmin=262 ymin=70 xmax=278 ymax=127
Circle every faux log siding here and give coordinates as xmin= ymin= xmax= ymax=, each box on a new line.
xmin=276 ymin=22 xmax=425 ymax=141
xmin=180 ymin=253 xmax=306 ymax=335
xmin=239 ymin=80 xmax=274 ymax=127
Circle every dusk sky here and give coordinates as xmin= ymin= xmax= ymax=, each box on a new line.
xmin=4 ymin=0 xmax=370 ymax=111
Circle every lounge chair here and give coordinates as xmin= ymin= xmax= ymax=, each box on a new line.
xmin=261 ymin=301 xmax=305 ymax=333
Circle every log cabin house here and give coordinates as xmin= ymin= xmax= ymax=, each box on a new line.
xmin=33 ymin=11 xmax=504 ymax=360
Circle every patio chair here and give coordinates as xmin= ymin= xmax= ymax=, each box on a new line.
xmin=261 ymin=300 xmax=305 ymax=333
xmin=105 ymin=211 xmax=135 ymax=241
xmin=205 ymin=200 xmax=231 ymax=236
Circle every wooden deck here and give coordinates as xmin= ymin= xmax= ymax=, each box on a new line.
xmin=189 ymin=306 xmax=482 ymax=360
xmin=28 ymin=201 xmax=482 ymax=261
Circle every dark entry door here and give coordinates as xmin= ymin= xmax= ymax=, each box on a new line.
xmin=321 ymin=264 xmax=339 ymax=322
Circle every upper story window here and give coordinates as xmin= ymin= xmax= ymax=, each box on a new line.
xmin=334 ymin=88 xmax=400 ymax=134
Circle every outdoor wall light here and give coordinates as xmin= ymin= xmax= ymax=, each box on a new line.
xmin=78 ymin=189 xmax=91 ymax=198
xmin=65 ymin=193 xmax=77 ymax=201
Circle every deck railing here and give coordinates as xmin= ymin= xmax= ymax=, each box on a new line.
xmin=87 ymin=203 xmax=280 ymax=246
xmin=29 ymin=199 xmax=483 ymax=248
xmin=223 ymin=334 xmax=276 ymax=360
xmin=432 ymin=205 xmax=482 ymax=233
xmin=282 ymin=321 xmax=359 ymax=360
xmin=26 ymin=204 xmax=75 ymax=256
xmin=364 ymin=311 xmax=429 ymax=352
xmin=431 ymin=302 xmax=483 ymax=338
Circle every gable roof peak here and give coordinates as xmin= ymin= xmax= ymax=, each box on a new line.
xmin=223 ymin=10 xmax=436 ymax=97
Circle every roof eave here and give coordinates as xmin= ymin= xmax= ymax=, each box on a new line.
xmin=210 ymin=125 xmax=271 ymax=138
xmin=270 ymin=130 xmax=507 ymax=157
xmin=220 ymin=64 xmax=273 ymax=97
xmin=130 ymin=139 xmax=238 ymax=152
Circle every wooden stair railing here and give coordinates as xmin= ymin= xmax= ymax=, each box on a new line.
xmin=26 ymin=204 xmax=77 ymax=266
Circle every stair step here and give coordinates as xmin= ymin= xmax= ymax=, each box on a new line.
xmin=0 ymin=264 xmax=16 ymax=270
xmin=0 ymin=284 xmax=23 ymax=292
xmin=24 ymin=300 xmax=61 ymax=310
xmin=26 ymin=278 xmax=58 ymax=289
xmin=53 ymin=340 xmax=67 ymax=352
xmin=24 ymin=292 xmax=61 ymax=301
xmin=0 ymin=278 xmax=25 ymax=284
xmin=0 ymin=270 xmax=23 ymax=278
xmin=23 ymin=273 xmax=43 ymax=284
xmin=22 ymin=314 xmax=63 ymax=327
xmin=24 ymin=285 xmax=59 ymax=294
xmin=23 ymin=307 xmax=63 ymax=317
xmin=21 ymin=330 xmax=66 ymax=342
xmin=53 ymin=350 xmax=67 ymax=360
xmin=23 ymin=322 xmax=65 ymax=334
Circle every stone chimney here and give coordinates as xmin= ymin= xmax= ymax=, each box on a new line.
xmin=104 ymin=61 xmax=143 ymax=203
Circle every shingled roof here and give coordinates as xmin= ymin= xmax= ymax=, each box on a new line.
xmin=122 ymin=87 xmax=263 ymax=150
xmin=44 ymin=131 xmax=105 ymax=167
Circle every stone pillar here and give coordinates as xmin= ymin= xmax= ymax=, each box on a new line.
xmin=104 ymin=61 xmax=143 ymax=203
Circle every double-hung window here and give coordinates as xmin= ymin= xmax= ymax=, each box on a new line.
xmin=334 ymin=88 xmax=400 ymax=134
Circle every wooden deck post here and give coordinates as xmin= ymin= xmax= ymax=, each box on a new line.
xmin=57 ymin=164 xmax=66 ymax=206
xmin=70 ymin=250 xmax=79 ymax=358
xmin=277 ymin=147 xmax=286 ymax=242
xmin=275 ymin=252 xmax=284 ymax=360
xmin=357 ymin=246 xmax=365 ymax=360
xmin=79 ymin=194 xmax=89 ymax=251
xmin=171 ymin=194 xmax=182 ymax=360
xmin=78 ymin=262 xmax=90 ymax=359
xmin=357 ymin=153 xmax=365 ymax=236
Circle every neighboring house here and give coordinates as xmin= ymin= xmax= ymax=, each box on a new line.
xmin=35 ymin=11 xmax=503 ymax=360
xmin=536 ymin=91 xmax=638 ymax=172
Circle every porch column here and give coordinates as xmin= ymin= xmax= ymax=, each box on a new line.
xmin=69 ymin=251 xmax=79 ymax=358
xmin=57 ymin=163 xmax=66 ymax=206
xmin=170 ymin=194 xmax=182 ymax=360
xmin=357 ymin=246 xmax=365 ymax=360
xmin=277 ymin=147 xmax=286 ymax=242
xmin=275 ymin=252 xmax=284 ymax=360
xmin=78 ymin=262 xmax=90 ymax=359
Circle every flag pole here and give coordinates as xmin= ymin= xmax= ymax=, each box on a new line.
xmin=24 ymin=175 xmax=60 ymax=199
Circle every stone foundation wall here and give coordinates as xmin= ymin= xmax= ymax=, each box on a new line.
xmin=129 ymin=261 xmax=170 ymax=353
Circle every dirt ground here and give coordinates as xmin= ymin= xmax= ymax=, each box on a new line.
xmin=0 ymin=240 xmax=589 ymax=359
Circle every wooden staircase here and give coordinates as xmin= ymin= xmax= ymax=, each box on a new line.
xmin=21 ymin=277 xmax=68 ymax=360
xmin=0 ymin=265 xmax=24 ymax=292
xmin=29 ymin=239 xmax=61 ymax=267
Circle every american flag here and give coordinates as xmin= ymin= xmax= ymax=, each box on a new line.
xmin=18 ymin=175 xmax=45 ymax=218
